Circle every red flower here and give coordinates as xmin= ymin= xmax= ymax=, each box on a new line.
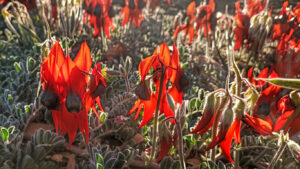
xmin=129 ymin=42 xmax=187 ymax=128
xmin=195 ymin=0 xmax=216 ymax=37
xmin=173 ymin=1 xmax=196 ymax=44
xmin=246 ymin=0 xmax=266 ymax=17
xmin=40 ymin=41 xmax=105 ymax=145
xmin=248 ymin=67 xmax=281 ymax=118
xmin=120 ymin=0 xmax=146 ymax=28
xmin=233 ymin=2 xmax=250 ymax=51
xmin=83 ymin=0 xmax=114 ymax=38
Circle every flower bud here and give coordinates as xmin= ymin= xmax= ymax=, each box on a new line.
xmin=233 ymin=100 xmax=245 ymax=120
xmin=205 ymin=106 xmax=233 ymax=150
xmin=244 ymin=88 xmax=258 ymax=111
xmin=190 ymin=93 xmax=215 ymax=134
xmin=41 ymin=88 xmax=60 ymax=110
xmin=287 ymin=140 xmax=300 ymax=162
xmin=135 ymin=82 xmax=150 ymax=100
xmin=65 ymin=92 xmax=83 ymax=113
xmin=290 ymin=91 xmax=300 ymax=106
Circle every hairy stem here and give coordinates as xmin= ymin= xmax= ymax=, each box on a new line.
xmin=268 ymin=141 xmax=287 ymax=169
xmin=175 ymin=118 xmax=186 ymax=169
xmin=150 ymin=68 xmax=165 ymax=161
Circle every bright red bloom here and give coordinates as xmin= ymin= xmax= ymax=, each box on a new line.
xmin=248 ymin=67 xmax=281 ymax=119
xmin=40 ymin=41 xmax=105 ymax=145
xmin=83 ymin=0 xmax=114 ymax=38
xmin=120 ymin=0 xmax=146 ymax=28
xmin=173 ymin=1 xmax=196 ymax=44
xmin=195 ymin=0 xmax=216 ymax=37
xmin=270 ymin=2 xmax=300 ymax=77
xmin=129 ymin=42 xmax=187 ymax=128
xmin=233 ymin=2 xmax=250 ymax=51
xmin=246 ymin=0 xmax=266 ymax=17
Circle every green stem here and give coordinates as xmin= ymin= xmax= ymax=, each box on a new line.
xmin=150 ymin=68 xmax=165 ymax=161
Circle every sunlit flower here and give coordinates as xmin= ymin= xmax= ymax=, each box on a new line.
xmin=120 ymin=0 xmax=146 ymax=28
xmin=40 ymin=41 xmax=105 ymax=145
xmin=83 ymin=0 xmax=115 ymax=38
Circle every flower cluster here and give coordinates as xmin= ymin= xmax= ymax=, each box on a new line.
xmin=120 ymin=0 xmax=146 ymax=29
xmin=173 ymin=0 xmax=216 ymax=44
xmin=129 ymin=42 xmax=188 ymax=128
xmin=40 ymin=41 xmax=106 ymax=145
xmin=83 ymin=0 xmax=115 ymax=38
xmin=271 ymin=1 xmax=300 ymax=77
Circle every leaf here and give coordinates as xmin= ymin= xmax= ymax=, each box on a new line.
xmin=1 ymin=128 xmax=9 ymax=142
xmin=97 ymin=164 xmax=103 ymax=169
xmin=97 ymin=154 xmax=103 ymax=164
xmin=257 ymin=78 xmax=300 ymax=90
xmin=103 ymin=151 xmax=113 ymax=162
xmin=104 ymin=158 xmax=116 ymax=169
xmin=14 ymin=62 xmax=21 ymax=73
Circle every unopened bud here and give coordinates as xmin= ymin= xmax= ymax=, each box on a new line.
xmin=287 ymin=140 xmax=300 ymax=162
xmin=290 ymin=91 xmax=300 ymax=106
xmin=233 ymin=100 xmax=245 ymax=120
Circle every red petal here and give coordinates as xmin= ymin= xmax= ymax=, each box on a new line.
xmin=242 ymin=114 xmax=272 ymax=136
xmin=74 ymin=41 xmax=92 ymax=72
xmin=139 ymin=94 xmax=157 ymax=128
xmin=139 ymin=56 xmax=156 ymax=81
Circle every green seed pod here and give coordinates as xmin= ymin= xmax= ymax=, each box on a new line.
xmin=287 ymin=140 xmax=300 ymax=162
xmin=257 ymin=78 xmax=300 ymax=90
xmin=244 ymin=88 xmax=259 ymax=112
xmin=290 ymin=91 xmax=300 ymax=106
xmin=233 ymin=100 xmax=245 ymax=120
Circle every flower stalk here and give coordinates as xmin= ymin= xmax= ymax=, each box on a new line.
xmin=150 ymin=67 xmax=166 ymax=161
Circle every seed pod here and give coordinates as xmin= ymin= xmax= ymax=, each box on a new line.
xmin=135 ymin=82 xmax=150 ymax=100
xmin=205 ymin=106 xmax=233 ymax=150
xmin=287 ymin=140 xmax=300 ymax=162
xmin=129 ymin=0 xmax=135 ymax=9
xmin=190 ymin=93 xmax=215 ymax=134
xmin=92 ymin=80 xmax=106 ymax=98
xmin=290 ymin=91 xmax=300 ymax=105
xmin=244 ymin=88 xmax=258 ymax=111
xmin=40 ymin=88 xmax=60 ymax=110
xmin=93 ymin=4 xmax=102 ymax=17
xmin=138 ymin=0 xmax=146 ymax=9
xmin=257 ymin=78 xmax=300 ymax=90
xmin=65 ymin=92 xmax=83 ymax=113
xmin=233 ymin=100 xmax=245 ymax=120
